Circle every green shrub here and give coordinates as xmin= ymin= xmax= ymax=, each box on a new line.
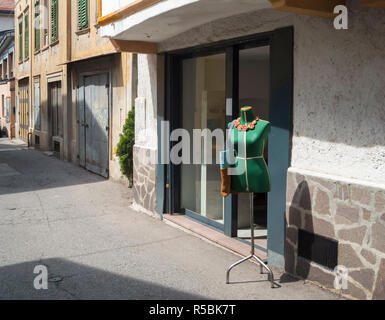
xmin=116 ymin=108 xmax=135 ymax=185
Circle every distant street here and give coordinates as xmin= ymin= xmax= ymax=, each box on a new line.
xmin=0 ymin=138 xmax=341 ymax=299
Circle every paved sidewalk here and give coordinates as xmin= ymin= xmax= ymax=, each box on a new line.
xmin=0 ymin=138 xmax=27 ymax=152
xmin=0 ymin=138 xmax=343 ymax=299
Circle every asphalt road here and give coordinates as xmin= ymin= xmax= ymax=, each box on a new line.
xmin=0 ymin=138 xmax=342 ymax=300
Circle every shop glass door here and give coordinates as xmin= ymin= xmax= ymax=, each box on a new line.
xmin=180 ymin=53 xmax=226 ymax=228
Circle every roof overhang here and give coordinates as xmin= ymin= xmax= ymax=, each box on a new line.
xmin=270 ymin=0 xmax=345 ymax=18
xmin=97 ymin=0 xmax=385 ymax=53
xmin=99 ymin=0 xmax=273 ymax=43
xmin=361 ymin=0 xmax=385 ymax=8
xmin=0 ymin=30 xmax=14 ymax=54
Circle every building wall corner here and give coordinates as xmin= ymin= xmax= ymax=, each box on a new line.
xmin=284 ymin=167 xmax=385 ymax=300
xmin=133 ymin=144 xmax=157 ymax=214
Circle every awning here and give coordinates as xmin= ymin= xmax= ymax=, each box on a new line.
xmin=99 ymin=0 xmax=273 ymax=43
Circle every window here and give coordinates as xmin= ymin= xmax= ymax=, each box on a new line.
xmin=43 ymin=0 xmax=48 ymax=46
xmin=3 ymin=59 xmax=7 ymax=79
xmin=49 ymin=81 xmax=62 ymax=137
xmin=50 ymin=0 xmax=58 ymax=43
xmin=34 ymin=0 xmax=40 ymax=51
xmin=6 ymin=97 xmax=10 ymax=119
xmin=0 ymin=64 xmax=2 ymax=80
xmin=9 ymin=52 xmax=13 ymax=77
xmin=24 ymin=12 xmax=29 ymax=60
xmin=34 ymin=80 xmax=41 ymax=130
xmin=78 ymin=0 xmax=88 ymax=30
xmin=1 ymin=95 xmax=4 ymax=117
xmin=18 ymin=18 xmax=23 ymax=61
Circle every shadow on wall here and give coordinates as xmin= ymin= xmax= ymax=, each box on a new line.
xmin=0 ymin=258 xmax=205 ymax=300
xmin=283 ymin=180 xmax=313 ymax=282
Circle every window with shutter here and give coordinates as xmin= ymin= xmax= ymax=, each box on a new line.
xmin=35 ymin=0 xmax=40 ymax=51
xmin=18 ymin=18 xmax=23 ymax=61
xmin=51 ymin=0 xmax=58 ymax=43
xmin=24 ymin=13 xmax=29 ymax=59
xmin=78 ymin=0 xmax=88 ymax=30
xmin=43 ymin=0 xmax=48 ymax=46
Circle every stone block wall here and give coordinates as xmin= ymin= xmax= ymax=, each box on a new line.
xmin=133 ymin=145 xmax=156 ymax=213
xmin=285 ymin=168 xmax=385 ymax=300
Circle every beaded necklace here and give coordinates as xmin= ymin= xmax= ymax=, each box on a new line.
xmin=234 ymin=116 xmax=259 ymax=131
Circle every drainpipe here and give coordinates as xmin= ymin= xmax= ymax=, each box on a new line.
xmin=63 ymin=0 xmax=72 ymax=161
xmin=29 ymin=4 xmax=33 ymax=147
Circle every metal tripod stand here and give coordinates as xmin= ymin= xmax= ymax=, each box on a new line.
xmin=226 ymin=193 xmax=275 ymax=288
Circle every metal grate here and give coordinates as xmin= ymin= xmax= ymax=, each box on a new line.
xmin=298 ymin=229 xmax=338 ymax=270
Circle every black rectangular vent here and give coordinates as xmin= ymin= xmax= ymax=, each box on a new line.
xmin=298 ymin=229 xmax=338 ymax=270
xmin=35 ymin=135 xmax=40 ymax=146
xmin=54 ymin=141 xmax=60 ymax=153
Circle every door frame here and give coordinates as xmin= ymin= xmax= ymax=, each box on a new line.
xmin=47 ymin=80 xmax=62 ymax=150
xmin=77 ymin=70 xmax=112 ymax=178
xmin=18 ymin=79 xmax=29 ymax=142
xmin=161 ymin=27 xmax=293 ymax=267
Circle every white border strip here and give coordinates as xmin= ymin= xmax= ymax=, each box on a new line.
xmin=288 ymin=167 xmax=385 ymax=191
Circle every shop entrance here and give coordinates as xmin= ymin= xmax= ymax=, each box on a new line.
xmin=179 ymin=46 xmax=270 ymax=245
xmin=164 ymin=27 xmax=293 ymax=265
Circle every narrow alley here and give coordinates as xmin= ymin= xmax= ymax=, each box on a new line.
xmin=0 ymin=138 xmax=341 ymax=300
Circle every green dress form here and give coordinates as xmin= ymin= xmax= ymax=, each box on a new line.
xmin=229 ymin=107 xmax=271 ymax=193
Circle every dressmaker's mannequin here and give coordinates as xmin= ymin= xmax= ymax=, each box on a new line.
xmin=225 ymin=107 xmax=275 ymax=287
xmin=229 ymin=106 xmax=271 ymax=193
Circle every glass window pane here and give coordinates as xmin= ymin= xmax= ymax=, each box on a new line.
xmin=181 ymin=53 xmax=226 ymax=224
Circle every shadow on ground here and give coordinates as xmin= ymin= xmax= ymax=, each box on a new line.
xmin=0 ymin=141 xmax=106 ymax=196
xmin=0 ymin=258 xmax=205 ymax=300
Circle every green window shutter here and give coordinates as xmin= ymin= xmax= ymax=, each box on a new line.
xmin=78 ymin=0 xmax=88 ymax=30
xmin=24 ymin=13 xmax=29 ymax=59
xmin=51 ymin=0 xmax=58 ymax=42
xmin=35 ymin=0 xmax=40 ymax=51
xmin=19 ymin=19 xmax=23 ymax=61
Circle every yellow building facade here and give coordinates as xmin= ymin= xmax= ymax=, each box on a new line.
xmin=15 ymin=0 xmax=134 ymax=181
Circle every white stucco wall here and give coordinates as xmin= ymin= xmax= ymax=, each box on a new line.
xmin=157 ymin=1 xmax=385 ymax=185
xmin=135 ymin=54 xmax=157 ymax=150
